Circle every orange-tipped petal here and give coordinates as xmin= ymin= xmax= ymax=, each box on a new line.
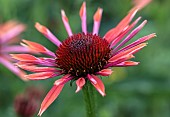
xmin=87 ymin=74 xmax=106 ymax=96
xmin=25 ymin=72 xmax=55 ymax=80
xmin=61 ymin=10 xmax=73 ymax=36
xmin=93 ymin=8 xmax=103 ymax=35
xmin=115 ymin=61 xmax=139 ymax=66
xmin=35 ymin=22 xmax=61 ymax=47
xmin=38 ymin=84 xmax=64 ymax=116
xmin=109 ymin=54 xmax=135 ymax=63
xmin=79 ymin=2 xmax=86 ymax=18
xmin=94 ymin=8 xmax=103 ymax=22
xmin=11 ymin=54 xmax=38 ymax=61
xmin=104 ymin=8 xmax=138 ymax=43
xmin=22 ymin=40 xmax=46 ymax=52
xmin=16 ymin=64 xmax=58 ymax=72
xmin=75 ymin=78 xmax=85 ymax=93
xmin=110 ymin=43 xmax=147 ymax=62
xmin=117 ymin=33 xmax=156 ymax=53
xmin=79 ymin=2 xmax=87 ymax=33
xmin=97 ymin=69 xmax=113 ymax=76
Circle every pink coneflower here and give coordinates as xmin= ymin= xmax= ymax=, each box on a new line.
xmin=0 ymin=21 xmax=31 ymax=81
xmin=11 ymin=0 xmax=155 ymax=116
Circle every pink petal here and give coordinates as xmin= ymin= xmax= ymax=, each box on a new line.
xmin=104 ymin=8 xmax=138 ymax=43
xmin=61 ymin=10 xmax=73 ymax=36
xmin=38 ymin=85 xmax=64 ymax=116
xmin=133 ymin=0 xmax=152 ymax=10
xmin=10 ymin=54 xmax=38 ymax=61
xmin=35 ymin=22 xmax=61 ymax=47
xmin=109 ymin=54 xmax=135 ymax=63
xmin=1 ymin=45 xmax=31 ymax=53
xmin=111 ymin=43 xmax=147 ymax=61
xmin=79 ymin=2 xmax=87 ymax=34
xmin=115 ymin=61 xmax=139 ymax=67
xmin=38 ymin=74 xmax=72 ymax=116
xmin=75 ymin=77 xmax=85 ymax=93
xmin=87 ymin=74 xmax=106 ymax=96
xmin=16 ymin=63 xmax=60 ymax=72
xmin=110 ymin=17 xmax=141 ymax=48
xmin=112 ymin=20 xmax=147 ymax=52
xmin=1 ymin=21 xmax=26 ymax=43
xmin=21 ymin=40 xmax=55 ymax=57
xmin=96 ymin=69 xmax=113 ymax=76
xmin=0 ymin=56 xmax=28 ymax=81
xmin=116 ymin=33 xmax=156 ymax=53
xmin=25 ymin=72 xmax=56 ymax=80
xmin=93 ymin=8 xmax=103 ymax=35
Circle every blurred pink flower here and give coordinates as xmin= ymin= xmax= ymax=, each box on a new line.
xmin=11 ymin=0 xmax=155 ymax=116
xmin=0 ymin=21 xmax=32 ymax=81
xmin=14 ymin=86 xmax=44 ymax=117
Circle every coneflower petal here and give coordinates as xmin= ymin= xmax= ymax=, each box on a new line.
xmin=38 ymin=84 xmax=64 ymax=116
xmin=104 ymin=8 xmax=138 ymax=43
xmin=116 ymin=33 xmax=156 ymax=53
xmin=87 ymin=74 xmax=106 ymax=96
xmin=0 ymin=56 xmax=28 ymax=81
xmin=112 ymin=20 xmax=147 ymax=52
xmin=110 ymin=17 xmax=141 ymax=48
xmin=11 ymin=54 xmax=38 ymax=61
xmin=25 ymin=72 xmax=58 ymax=80
xmin=133 ymin=0 xmax=152 ymax=10
xmin=61 ymin=10 xmax=73 ymax=36
xmin=96 ymin=69 xmax=113 ymax=76
xmin=93 ymin=8 xmax=103 ymax=35
xmin=38 ymin=74 xmax=72 ymax=116
xmin=79 ymin=2 xmax=87 ymax=34
xmin=114 ymin=61 xmax=139 ymax=67
xmin=21 ymin=40 xmax=56 ymax=57
xmin=16 ymin=64 xmax=61 ymax=72
xmin=35 ymin=22 xmax=61 ymax=47
xmin=75 ymin=77 xmax=86 ymax=93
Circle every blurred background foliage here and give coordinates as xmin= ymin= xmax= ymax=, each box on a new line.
xmin=0 ymin=0 xmax=170 ymax=117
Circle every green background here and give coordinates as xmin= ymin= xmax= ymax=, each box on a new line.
xmin=0 ymin=0 xmax=170 ymax=117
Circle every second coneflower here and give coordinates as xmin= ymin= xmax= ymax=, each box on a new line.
xmin=11 ymin=0 xmax=155 ymax=116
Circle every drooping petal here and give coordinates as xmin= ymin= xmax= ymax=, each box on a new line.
xmin=21 ymin=39 xmax=56 ymax=57
xmin=93 ymin=8 xmax=103 ymax=35
xmin=116 ymin=33 xmax=156 ymax=53
xmin=38 ymin=74 xmax=72 ymax=116
xmin=79 ymin=2 xmax=87 ymax=34
xmin=0 ymin=56 xmax=27 ymax=81
xmin=35 ymin=22 xmax=61 ymax=47
xmin=61 ymin=10 xmax=73 ymax=36
xmin=104 ymin=8 xmax=138 ymax=43
xmin=96 ymin=69 xmax=113 ymax=76
xmin=75 ymin=77 xmax=85 ymax=93
xmin=38 ymin=85 xmax=64 ymax=116
xmin=87 ymin=74 xmax=105 ymax=96
xmin=112 ymin=20 xmax=147 ymax=53
xmin=110 ymin=17 xmax=141 ymax=48
xmin=25 ymin=72 xmax=57 ymax=80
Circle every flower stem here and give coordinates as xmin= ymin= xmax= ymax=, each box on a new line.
xmin=82 ymin=81 xmax=96 ymax=117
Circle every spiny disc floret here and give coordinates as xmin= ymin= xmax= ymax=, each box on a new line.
xmin=56 ymin=33 xmax=111 ymax=77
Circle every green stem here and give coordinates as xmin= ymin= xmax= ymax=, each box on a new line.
xmin=82 ymin=81 xmax=96 ymax=117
